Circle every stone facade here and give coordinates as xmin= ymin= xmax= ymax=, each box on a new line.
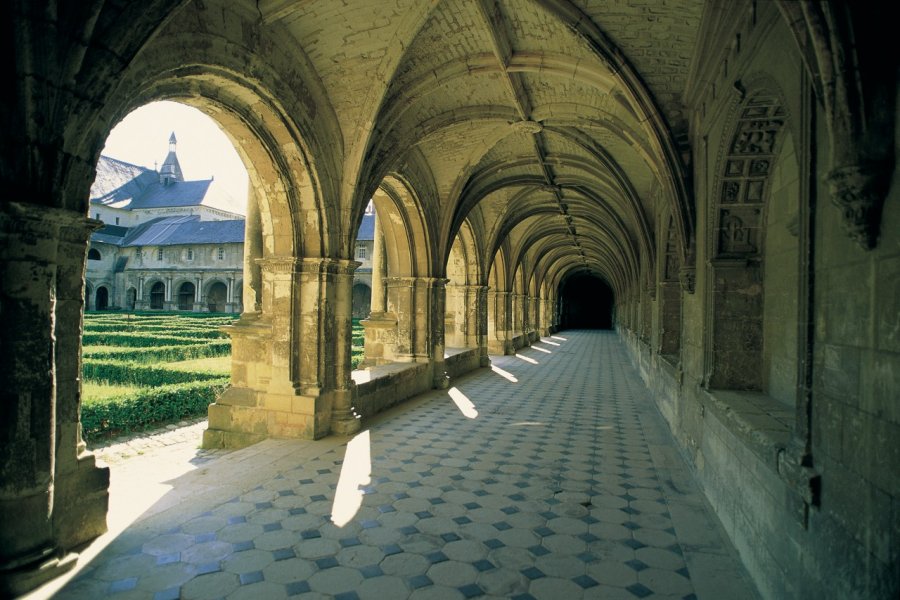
xmin=0 ymin=1 xmax=897 ymax=598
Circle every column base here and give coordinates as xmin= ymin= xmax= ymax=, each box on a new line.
xmin=0 ymin=551 xmax=78 ymax=597
xmin=331 ymin=415 xmax=362 ymax=435
xmin=52 ymin=452 xmax=110 ymax=552
xmin=203 ymin=387 xmax=337 ymax=447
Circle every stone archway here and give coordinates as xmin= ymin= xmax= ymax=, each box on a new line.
xmin=95 ymin=286 xmax=109 ymax=311
xmin=149 ymin=281 xmax=165 ymax=310
xmin=176 ymin=282 xmax=195 ymax=311
xmin=351 ymin=283 xmax=371 ymax=319
xmin=206 ymin=282 xmax=227 ymax=313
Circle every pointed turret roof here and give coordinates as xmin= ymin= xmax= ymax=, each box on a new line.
xmin=159 ymin=131 xmax=183 ymax=184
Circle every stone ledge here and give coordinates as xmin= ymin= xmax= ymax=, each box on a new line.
xmin=700 ymin=388 xmax=795 ymax=469
xmin=352 ymin=362 xmax=431 ymax=419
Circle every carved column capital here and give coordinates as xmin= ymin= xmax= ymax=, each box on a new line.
xmin=826 ymin=162 xmax=890 ymax=250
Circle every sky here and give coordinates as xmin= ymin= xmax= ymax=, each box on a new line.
xmin=101 ymin=101 xmax=249 ymax=209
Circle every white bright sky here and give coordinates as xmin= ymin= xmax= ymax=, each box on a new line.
xmin=101 ymin=100 xmax=249 ymax=209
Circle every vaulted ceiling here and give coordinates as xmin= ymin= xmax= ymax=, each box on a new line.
xmin=167 ymin=0 xmax=704 ymax=293
xmin=96 ymin=0 xmax=704 ymax=291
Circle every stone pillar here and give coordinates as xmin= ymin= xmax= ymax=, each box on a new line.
xmin=204 ymin=257 xmax=362 ymax=447
xmin=527 ymin=296 xmax=539 ymax=342
xmin=328 ymin=260 xmax=362 ymax=434
xmin=164 ymin=276 xmax=173 ymax=310
xmin=512 ymin=293 xmax=528 ymax=348
xmin=52 ymin=216 xmax=109 ymax=558
xmin=444 ymin=283 xmax=464 ymax=348
xmin=360 ymin=212 xmax=396 ymax=366
xmin=488 ymin=291 xmax=514 ymax=355
xmin=193 ymin=276 xmax=203 ymax=311
xmin=244 ymin=189 xmax=264 ymax=314
xmin=474 ymin=285 xmax=490 ymax=366
xmin=429 ymin=279 xmax=450 ymax=389
xmin=0 ymin=203 xmax=108 ymax=594
xmin=135 ymin=276 xmax=147 ymax=310
xmin=369 ymin=210 xmax=386 ymax=315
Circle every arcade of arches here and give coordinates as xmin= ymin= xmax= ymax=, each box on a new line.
xmin=1 ymin=1 xmax=898 ymax=597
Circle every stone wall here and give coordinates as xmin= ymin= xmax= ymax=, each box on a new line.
xmin=620 ymin=5 xmax=900 ymax=598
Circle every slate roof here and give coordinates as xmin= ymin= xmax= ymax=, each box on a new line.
xmin=357 ymin=212 xmax=375 ymax=241
xmin=121 ymin=216 xmax=245 ymax=247
xmin=92 ymin=224 xmax=129 ymax=245
xmin=90 ymin=155 xmax=244 ymax=216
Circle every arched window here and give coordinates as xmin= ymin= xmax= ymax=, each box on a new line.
xmin=87 ymin=248 xmax=101 ymax=260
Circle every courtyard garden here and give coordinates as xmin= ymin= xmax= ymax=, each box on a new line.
xmin=80 ymin=312 xmax=366 ymax=441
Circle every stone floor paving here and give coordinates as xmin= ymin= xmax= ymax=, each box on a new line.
xmin=43 ymin=331 xmax=758 ymax=600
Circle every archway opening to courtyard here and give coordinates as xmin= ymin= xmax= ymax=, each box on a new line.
xmin=95 ymin=286 xmax=109 ymax=311
xmin=559 ymin=273 xmax=614 ymax=329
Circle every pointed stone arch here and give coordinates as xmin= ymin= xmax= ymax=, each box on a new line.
xmin=706 ymin=85 xmax=796 ymax=391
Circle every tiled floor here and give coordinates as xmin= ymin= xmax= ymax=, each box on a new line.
xmin=48 ymin=331 xmax=758 ymax=600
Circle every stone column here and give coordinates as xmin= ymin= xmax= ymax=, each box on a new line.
xmin=328 ymin=259 xmax=362 ymax=435
xmin=444 ymin=283 xmax=464 ymax=348
xmin=488 ymin=291 xmax=513 ymax=355
xmin=244 ymin=189 xmax=264 ymax=314
xmin=52 ymin=217 xmax=109 ymax=556
xmin=206 ymin=257 xmax=360 ymax=446
xmin=429 ymin=278 xmax=450 ymax=389
xmin=474 ymin=285 xmax=490 ymax=366
xmin=164 ymin=276 xmax=173 ymax=310
xmin=0 ymin=203 xmax=108 ymax=594
xmin=369 ymin=210 xmax=386 ymax=316
xmin=194 ymin=276 xmax=203 ymax=311
xmin=360 ymin=211 xmax=396 ymax=366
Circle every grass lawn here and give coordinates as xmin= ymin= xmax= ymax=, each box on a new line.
xmin=80 ymin=312 xmax=367 ymax=440
xmin=82 ymin=381 xmax=144 ymax=403
xmin=166 ymin=355 xmax=231 ymax=375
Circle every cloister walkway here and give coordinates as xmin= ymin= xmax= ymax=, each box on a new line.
xmin=47 ymin=331 xmax=757 ymax=600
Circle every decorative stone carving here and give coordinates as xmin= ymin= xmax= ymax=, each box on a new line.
xmin=826 ymin=162 xmax=890 ymax=250
xmin=511 ymin=119 xmax=543 ymax=134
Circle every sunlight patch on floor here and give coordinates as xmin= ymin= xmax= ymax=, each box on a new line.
xmin=448 ymin=387 xmax=478 ymax=418
xmin=543 ymin=340 xmax=561 ymax=346
xmin=490 ymin=364 xmax=518 ymax=382
xmin=515 ymin=353 xmax=538 ymax=364
xmin=531 ymin=345 xmax=552 ymax=353
xmin=331 ymin=430 xmax=371 ymax=527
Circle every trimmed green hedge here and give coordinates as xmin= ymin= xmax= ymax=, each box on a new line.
xmin=84 ymin=324 xmax=227 ymax=338
xmin=83 ymin=359 xmax=226 ymax=386
xmin=82 ymin=332 xmax=220 ymax=347
xmin=81 ymin=379 xmax=228 ymax=440
xmin=84 ymin=340 xmax=231 ymax=362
